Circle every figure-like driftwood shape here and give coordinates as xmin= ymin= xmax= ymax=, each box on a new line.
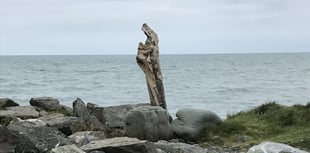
xmin=136 ymin=23 xmax=167 ymax=109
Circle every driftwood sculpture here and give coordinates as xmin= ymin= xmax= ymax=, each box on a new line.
xmin=136 ymin=23 xmax=167 ymax=109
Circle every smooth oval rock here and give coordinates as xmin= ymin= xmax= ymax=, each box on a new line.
xmin=171 ymin=108 xmax=222 ymax=141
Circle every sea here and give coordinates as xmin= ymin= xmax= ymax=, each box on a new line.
xmin=0 ymin=53 xmax=309 ymax=119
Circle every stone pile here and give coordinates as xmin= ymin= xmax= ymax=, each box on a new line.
xmin=1 ymin=97 xmax=308 ymax=153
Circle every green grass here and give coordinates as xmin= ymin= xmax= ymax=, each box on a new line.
xmin=199 ymin=102 xmax=310 ymax=151
xmin=47 ymin=108 xmax=72 ymax=116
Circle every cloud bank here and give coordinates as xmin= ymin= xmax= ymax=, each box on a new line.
xmin=1 ymin=0 xmax=309 ymax=55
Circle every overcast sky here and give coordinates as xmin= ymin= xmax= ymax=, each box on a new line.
xmin=0 ymin=0 xmax=309 ymax=55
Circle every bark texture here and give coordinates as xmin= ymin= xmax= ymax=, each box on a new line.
xmin=136 ymin=23 xmax=167 ymax=109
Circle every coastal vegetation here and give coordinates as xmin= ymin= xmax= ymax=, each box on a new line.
xmin=199 ymin=102 xmax=310 ymax=151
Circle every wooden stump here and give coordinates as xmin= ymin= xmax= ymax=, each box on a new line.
xmin=136 ymin=23 xmax=167 ymax=109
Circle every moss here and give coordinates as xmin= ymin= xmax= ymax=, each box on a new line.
xmin=199 ymin=102 xmax=310 ymax=151
xmin=48 ymin=108 xmax=72 ymax=116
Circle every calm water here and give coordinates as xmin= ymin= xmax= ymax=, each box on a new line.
xmin=0 ymin=54 xmax=309 ymax=118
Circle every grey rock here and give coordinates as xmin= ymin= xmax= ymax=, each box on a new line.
xmin=69 ymin=131 xmax=106 ymax=147
xmin=39 ymin=110 xmax=49 ymax=116
xmin=125 ymin=105 xmax=170 ymax=141
xmin=30 ymin=97 xmax=63 ymax=111
xmin=80 ymin=137 xmax=157 ymax=153
xmin=0 ymin=124 xmax=7 ymax=142
xmin=73 ymin=98 xmax=90 ymax=118
xmin=88 ymin=103 xmax=150 ymax=137
xmin=50 ymin=144 xmax=86 ymax=153
xmin=156 ymin=148 xmax=167 ymax=153
xmin=171 ymin=108 xmax=222 ymax=141
xmin=0 ymin=125 xmax=15 ymax=153
xmin=87 ymin=102 xmax=99 ymax=113
xmin=0 ymin=106 xmax=39 ymax=123
xmin=247 ymin=142 xmax=309 ymax=153
xmin=73 ymin=98 xmax=104 ymax=131
xmin=7 ymin=118 xmax=47 ymax=144
xmin=89 ymin=151 xmax=106 ymax=153
xmin=171 ymin=119 xmax=198 ymax=141
xmin=0 ymin=141 xmax=15 ymax=153
xmin=155 ymin=140 xmax=207 ymax=153
xmin=176 ymin=108 xmax=222 ymax=128
xmin=7 ymin=118 xmax=72 ymax=153
xmin=39 ymin=113 xmax=85 ymax=136
xmin=0 ymin=98 xmax=19 ymax=109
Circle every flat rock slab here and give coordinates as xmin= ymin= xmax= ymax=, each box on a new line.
xmin=50 ymin=144 xmax=86 ymax=153
xmin=81 ymin=137 xmax=156 ymax=153
xmin=69 ymin=131 xmax=106 ymax=147
xmin=39 ymin=113 xmax=85 ymax=136
xmin=155 ymin=140 xmax=207 ymax=153
xmin=248 ymin=142 xmax=309 ymax=153
xmin=0 ymin=106 xmax=39 ymax=119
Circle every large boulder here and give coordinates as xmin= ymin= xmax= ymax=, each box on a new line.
xmin=73 ymin=98 xmax=104 ymax=131
xmin=39 ymin=113 xmax=85 ymax=136
xmin=7 ymin=118 xmax=72 ymax=153
xmin=80 ymin=137 xmax=157 ymax=153
xmin=0 ymin=141 xmax=15 ymax=153
xmin=170 ymin=108 xmax=222 ymax=141
xmin=155 ymin=140 xmax=207 ymax=153
xmin=0 ymin=124 xmax=15 ymax=153
xmin=247 ymin=142 xmax=309 ymax=153
xmin=0 ymin=98 xmax=19 ymax=110
xmin=87 ymin=103 xmax=150 ymax=137
xmin=30 ymin=97 xmax=62 ymax=111
xmin=125 ymin=105 xmax=170 ymax=141
xmin=0 ymin=124 xmax=7 ymax=142
xmin=0 ymin=106 xmax=40 ymax=125
xmin=50 ymin=144 xmax=86 ymax=153
xmin=69 ymin=131 xmax=106 ymax=147
xmin=30 ymin=97 xmax=72 ymax=116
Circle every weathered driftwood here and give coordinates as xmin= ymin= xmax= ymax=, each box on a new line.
xmin=136 ymin=23 xmax=167 ymax=109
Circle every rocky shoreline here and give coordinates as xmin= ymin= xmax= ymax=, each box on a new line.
xmin=0 ymin=97 xmax=308 ymax=153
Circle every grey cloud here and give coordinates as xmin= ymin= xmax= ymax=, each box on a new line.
xmin=0 ymin=0 xmax=309 ymax=55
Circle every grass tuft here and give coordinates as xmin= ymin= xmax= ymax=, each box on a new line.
xmin=198 ymin=102 xmax=310 ymax=151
